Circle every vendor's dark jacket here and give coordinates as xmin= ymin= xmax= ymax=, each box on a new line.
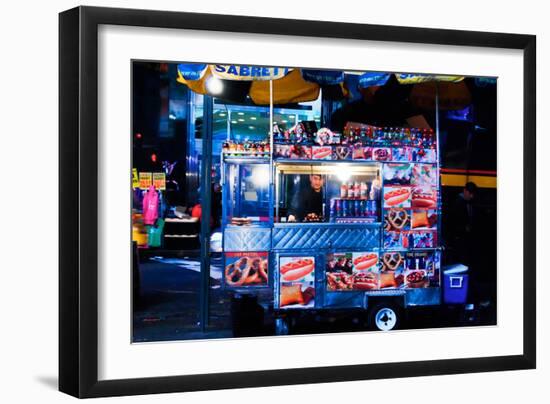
xmin=289 ymin=186 xmax=323 ymax=221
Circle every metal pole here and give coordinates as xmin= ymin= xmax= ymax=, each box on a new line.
xmin=199 ymin=94 xmax=214 ymax=332
xmin=226 ymin=109 xmax=231 ymax=141
xmin=435 ymin=83 xmax=443 ymax=292
xmin=270 ymin=80 xmax=276 ymax=223
xmin=435 ymin=84 xmax=440 ymax=170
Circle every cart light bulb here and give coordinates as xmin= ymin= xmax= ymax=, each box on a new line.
xmin=252 ymin=166 xmax=269 ymax=187
xmin=334 ymin=165 xmax=351 ymax=182
xmin=206 ymin=76 xmax=224 ymax=95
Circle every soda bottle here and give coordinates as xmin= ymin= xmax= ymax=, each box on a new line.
xmin=360 ymin=182 xmax=368 ymax=199
xmin=340 ymin=183 xmax=348 ymax=198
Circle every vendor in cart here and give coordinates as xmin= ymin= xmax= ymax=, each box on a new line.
xmin=287 ymin=174 xmax=324 ymax=222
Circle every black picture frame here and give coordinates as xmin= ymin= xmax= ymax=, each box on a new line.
xmin=59 ymin=6 xmax=536 ymax=398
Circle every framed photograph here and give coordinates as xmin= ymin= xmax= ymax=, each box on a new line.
xmin=59 ymin=6 xmax=536 ymax=398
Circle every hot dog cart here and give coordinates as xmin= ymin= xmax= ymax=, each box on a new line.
xmin=221 ymin=122 xmax=442 ymax=332
xmin=172 ymin=64 xmax=459 ymax=332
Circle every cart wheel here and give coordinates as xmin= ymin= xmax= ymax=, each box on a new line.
xmin=369 ymin=303 xmax=401 ymax=331
xmin=275 ymin=317 xmax=290 ymax=335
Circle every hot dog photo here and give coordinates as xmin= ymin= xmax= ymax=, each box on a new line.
xmin=280 ymin=256 xmax=315 ymax=282
xmin=411 ymin=186 xmax=437 ymax=209
xmin=383 ymin=186 xmax=412 ymax=208
xmin=279 ymin=256 xmax=316 ymax=308
xmin=352 ymin=252 xmax=379 ymax=272
xmin=326 ymin=252 xmax=381 ymax=291
xmin=311 ymin=145 xmax=333 ymax=160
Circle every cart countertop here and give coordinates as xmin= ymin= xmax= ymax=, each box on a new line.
xmin=273 ymin=222 xmax=381 ymax=229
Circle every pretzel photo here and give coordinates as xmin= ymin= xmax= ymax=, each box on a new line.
xmin=225 ymin=257 xmax=251 ymax=287
xmin=336 ymin=147 xmax=350 ymax=160
xmin=225 ymin=256 xmax=269 ymax=286
xmin=383 ymin=252 xmax=403 ymax=271
xmin=388 ymin=208 xmax=409 ymax=230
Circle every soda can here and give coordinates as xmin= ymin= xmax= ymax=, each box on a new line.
xmin=335 ymin=199 xmax=342 ymax=218
xmin=342 ymin=200 xmax=348 ymax=217
xmin=365 ymin=200 xmax=373 ymax=217
xmin=354 ymin=200 xmax=361 ymax=217
xmin=330 ymin=199 xmax=336 ymax=219
xmin=370 ymin=200 xmax=378 ymax=218
xmin=360 ymin=200 xmax=366 ymax=217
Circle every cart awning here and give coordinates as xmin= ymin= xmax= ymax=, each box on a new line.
xmin=176 ymin=64 xmax=468 ymax=108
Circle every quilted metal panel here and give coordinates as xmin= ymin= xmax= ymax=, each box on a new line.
xmin=272 ymin=225 xmax=380 ymax=250
xmin=224 ymin=227 xmax=271 ymax=251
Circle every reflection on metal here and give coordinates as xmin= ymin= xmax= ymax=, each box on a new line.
xmin=224 ymin=227 xmax=271 ymax=252
xmin=405 ymin=288 xmax=441 ymax=306
xmin=272 ymin=223 xmax=381 ymax=250
xmin=323 ymin=292 xmax=365 ymax=308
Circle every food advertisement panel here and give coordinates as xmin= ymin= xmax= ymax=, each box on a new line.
xmin=274 ymin=144 xmax=312 ymax=159
xmin=412 ymin=164 xmax=437 ymax=187
xmin=326 ymin=252 xmax=380 ymax=291
xmin=333 ymin=146 xmax=352 ymax=160
xmin=383 ymin=163 xmax=412 ymax=186
xmin=383 ymin=162 xmax=439 ymax=252
xmin=379 ymin=251 xmax=405 ymax=289
xmin=384 ymin=229 xmax=437 ymax=249
xmin=391 ymin=147 xmax=411 ymax=162
xmin=351 ymin=146 xmax=373 ymax=160
xmin=410 ymin=147 xmax=436 ymax=163
xmin=311 ymin=145 xmax=333 ymax=160
xmin=411 ymin=209 xmax=437 ymax=230
xmin=383 ymin=186 xmax=412 ymax=208
xmin=373 ymin=147 xmax=392 ymax=161
xmin=411 ymin=186 xmax=437 ymax=209
xmin=224 ymin=252 xmax=269 ymax=288
xmin=404 ymin=250 xmax=440 ymax=288
xmin=279 ymin=256 xmax=315 ymax=308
